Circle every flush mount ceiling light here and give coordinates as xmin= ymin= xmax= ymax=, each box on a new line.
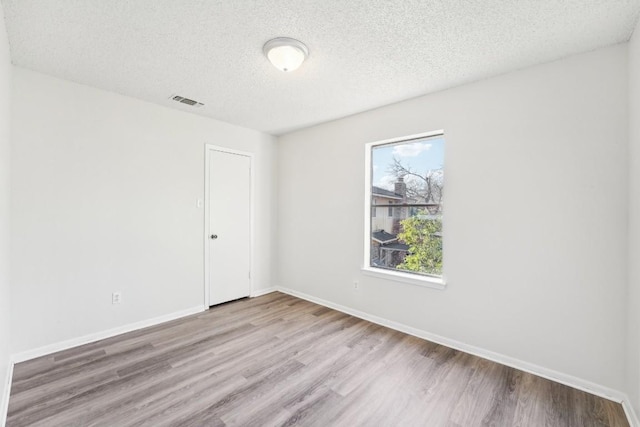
xmin=263 ymin=37 xmax=309 ymax=72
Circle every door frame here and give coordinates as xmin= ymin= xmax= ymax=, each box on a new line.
xmin=204 ymin=144 xmax=255 ymax=309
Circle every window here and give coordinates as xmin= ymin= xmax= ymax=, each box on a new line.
xmin=364 ymin=131 xmax=444 ymax=286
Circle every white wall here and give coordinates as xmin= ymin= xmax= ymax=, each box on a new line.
xmin=0 ymin=1 xmax=12 ymax=422
xmin=10 ymin=68 xmax=277 ymax=354
xmin=278 ymin=45 xmax=629 ymax=393
xmin=628 ymin=20 xmax=640 ymax=417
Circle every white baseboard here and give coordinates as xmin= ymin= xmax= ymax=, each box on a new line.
xmin=623 ymin=397 xmax=640 ymax=427
xmin=250 ymin=287 xmax=277 ymax=298
xmin=276 ymin=287 xmax=627 ymax=405
xmin=0 ymin=360 xmax=13 ymax=427
xmin=11 ymin=305 xmax=205 ymax=364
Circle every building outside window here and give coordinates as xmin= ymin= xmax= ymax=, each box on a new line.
xmin=366 ymin=132 xmax=444 ymax=278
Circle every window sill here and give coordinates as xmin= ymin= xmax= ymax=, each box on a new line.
xmin=361 ymin=267 xmax=446 ymax=290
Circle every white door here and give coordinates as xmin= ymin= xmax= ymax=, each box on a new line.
xmin=207 ymin=148 xmax=251 ymax=306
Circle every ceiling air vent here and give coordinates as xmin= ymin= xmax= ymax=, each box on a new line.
xmin=169 ymin=94 xmax=204 ymax=108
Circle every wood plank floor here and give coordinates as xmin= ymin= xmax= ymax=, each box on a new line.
xmin=7 ymin=292 xmax=629 ymax=427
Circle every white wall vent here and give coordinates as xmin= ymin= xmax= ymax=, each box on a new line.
xmin=169 ymin=94 xmax=204 ymax=108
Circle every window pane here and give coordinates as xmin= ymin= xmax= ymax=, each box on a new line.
xmin=370 ymin=136 xmax=444 ymax=277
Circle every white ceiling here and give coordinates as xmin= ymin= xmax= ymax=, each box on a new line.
xmin=2 ymin=1 xmax=640 ymax=135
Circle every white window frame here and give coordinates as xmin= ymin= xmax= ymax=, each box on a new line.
xmin=362 ymin=130 xmax=446 ymax=290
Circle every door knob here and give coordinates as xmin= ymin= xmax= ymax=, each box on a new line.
xmin=211 ymin=234 xmax=218 ymax=239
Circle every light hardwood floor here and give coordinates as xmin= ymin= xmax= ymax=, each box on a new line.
xmin=7 ymin=292 xmax=629 ymax=426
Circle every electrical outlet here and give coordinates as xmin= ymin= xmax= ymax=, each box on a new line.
xmin=353 ymin=281 xmax=359 ymax=291
xmin=112 ymin=292 xmax=122 ymax=304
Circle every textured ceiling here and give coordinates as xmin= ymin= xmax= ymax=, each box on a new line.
xmin=2 ymin=0 xmax=640 ymax=135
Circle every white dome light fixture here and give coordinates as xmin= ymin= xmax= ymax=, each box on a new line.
xmin=263 ymin=37 xmax=309 ymax=72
